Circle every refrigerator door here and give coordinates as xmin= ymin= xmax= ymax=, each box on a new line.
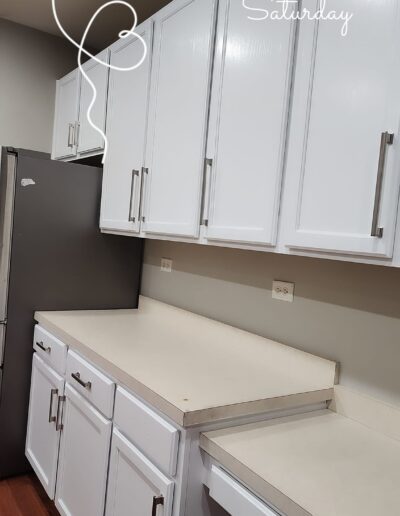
xmin=0 ymin=148 xmax=143 ymax=479
xmin=0 ymin=149 xmax=16 ymax=322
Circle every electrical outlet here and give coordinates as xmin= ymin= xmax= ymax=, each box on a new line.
xmin=272 ymin=281 xmax=295 ymax=303
xmin=160 ymin=258 xmax=173 ymax=272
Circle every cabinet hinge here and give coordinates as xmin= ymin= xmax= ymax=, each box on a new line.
xmin=202 ymin=219 xmax=209 ymax=227
xmin=142 ymin=167 xmax=149 ymax=174
xmin=142 ymin=216 xmax=146 ymax=223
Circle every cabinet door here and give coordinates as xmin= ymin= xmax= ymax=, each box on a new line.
xmin=284 ymin=0 xmax=400 ymax=257
xmin=142 ymin=0 xmax=217 ymax=238
xmin=78 ymin=49 xmax=110 ymax=155
xmin=52 ymin=70 xmax=80 ymax=160
xmin=25 ymin=354 xmax=64 ymax=499
xmin=101 ymin=21 xmax=153 ymax=233
xmin=205 ymin=0 xmax=295 ymax=246
xmin=106 ymin=429 xmax=174 ymax=516
xmin=55 ymin=383 xmax=112 ymax=516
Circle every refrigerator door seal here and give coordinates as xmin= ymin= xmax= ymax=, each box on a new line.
xmin=0 ymin=151 xmax=16 ymax=322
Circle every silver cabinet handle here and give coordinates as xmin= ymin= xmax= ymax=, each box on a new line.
xmin=151 ymin=495 xmax=164 ymax=516
xmin=36 ymin=340 xmax=51 ymax=353
xmin=201 ymin=158 xmax=213 ymax=226
xmin=48 ymin=388 xmax=58 ymax=423
xmin=74 ymin=121 xmax=80 ymax=148
xmin=371 ymin=131 xmax=394 ymax=238
xmin=56 ymin=395 xmax=66 ymax=431
xmin=139 ymin=167 xmax=148 ymax=223
xmin=128 ymin=169 xmax=140 ymax=222
xmin=67 ymin=123 xmax=75 ymax=148
xmin=71 ymin=372 xmax=92 ymax=390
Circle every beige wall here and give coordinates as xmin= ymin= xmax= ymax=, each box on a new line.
xmin=142 ymin=239 xmax=400 ymax=408
xmin=0 ymin=19 xmax=76 ymax=152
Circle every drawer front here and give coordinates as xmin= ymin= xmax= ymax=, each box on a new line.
xmin=209 ymin=465 xmax=278 ymax=516
xmin=114 ymin=387 xmax=179 ymax=477
xmin=66 ymin=350 xmax=115 ymax=418
xmin=33 ymin=325 xmax=67 ymax=376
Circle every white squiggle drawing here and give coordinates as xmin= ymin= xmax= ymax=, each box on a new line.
xmin=51 ymin=0 xmax=147 ymax=163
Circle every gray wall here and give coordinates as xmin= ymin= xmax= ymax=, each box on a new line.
xmin=142 ymin=239 xmax=400 ymax=408
xmin=0 ymin=19 xmax=76 ymax=152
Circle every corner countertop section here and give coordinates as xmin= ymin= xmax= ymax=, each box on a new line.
xmin=200 ymin=408 xmax=400 ymax=516
xmin=35 ymin=296 xmax=337 ymax=427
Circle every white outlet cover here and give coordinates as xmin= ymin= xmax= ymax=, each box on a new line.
xmin=160 ymin=258 xmax=173 ymax=273
xmin=272 ymin=281 xmax=295 ymax=303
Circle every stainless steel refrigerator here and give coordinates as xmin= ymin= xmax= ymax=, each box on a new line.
xmin=0 ymin=147 xmax=143 ymax=479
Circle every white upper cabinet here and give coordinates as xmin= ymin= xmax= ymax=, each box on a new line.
xmin=204 ymin=0 xmax=296 ymax=246
xmin=101 ymin=22 xmax=153 ymax=233
xmin=142 ymin=0 xmax=217 ymax=238
xmin=52 ymin=70 xmax=80 ymax=160
xmin=77 ymin=49 xmax=110 ymax=155
xmin=52 ymin=50 xmax=109 ymax=160
xmin=283 ymin=0 xmax=400 ymax=258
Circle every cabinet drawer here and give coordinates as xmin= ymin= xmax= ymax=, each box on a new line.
xmin=209 ymin=465 xmax=278 ymax=516
xmin=33 ymin=325 xmax=67 ymax=376
xmin=66 ymin=350 xmax=115 ymax=418
xmin=114 ymin=387 xmax=179 ymax=477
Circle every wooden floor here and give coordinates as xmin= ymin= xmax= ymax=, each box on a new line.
xmin=0 ymin=475 xmax=58 ymax=516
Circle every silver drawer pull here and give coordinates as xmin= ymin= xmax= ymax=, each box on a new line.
xmin=71 ymin=372 xmax=92 ymax=390
xmin=48 ymin=388 xmax=58 ymax=423
xmin=371 ymin=131 xmax=394 ymax=238
xmin=36 ymin=341 xmax=51 ymax=353
xmin=152 ymin=495 xmax=164 ymax=516
xmin=56 ymin=395 xmax=66 ymax=431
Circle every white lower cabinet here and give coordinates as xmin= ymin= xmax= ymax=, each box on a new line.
xmin=55 ymin=383 xmax=112 ymax=516
xmin=106 ymin=428 xmax=174 ymax=516
xmin=208 ymin=466 xmax=278 ymax=516
xmin=27 ymin=332 xmax=179 ymax=516
xmin=25 ymin=354 xmax=64 ymax=499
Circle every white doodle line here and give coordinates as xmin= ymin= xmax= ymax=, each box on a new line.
xmin=51 ymin=0 xmax=147 ymax=163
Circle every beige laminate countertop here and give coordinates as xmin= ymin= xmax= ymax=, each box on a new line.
xmin=35 ymin=296 xmax=337 ymax=427
xmin=200 ymin=408 xmax=400 ymax=516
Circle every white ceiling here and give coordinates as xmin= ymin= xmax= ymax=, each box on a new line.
xmin=0 ymin=0 xmax=172 ymax=49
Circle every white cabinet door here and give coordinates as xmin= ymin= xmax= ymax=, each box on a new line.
xmin=101 ymin=21 xmax=153 ymax=233
xmin=52 ymin=70 xmax=80 ymax=160
xmin=55 ymin=383 xmax=112 ymax=516
xmin=25 ymin=354 xmax=64 ymax=499
xmin=106 ymin=429 xmax=174 ymax=516
xmin=283 ymin=0 xmax=400 ymax=258
xmin=78 ymin=49 xmax=110 ymax=155
xmin=142 ymin=0 xmax=217 ymax=238
xmin=205 ymin=0 xmax=295 ymax=246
